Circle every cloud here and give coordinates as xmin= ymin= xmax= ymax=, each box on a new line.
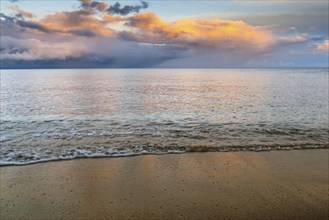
xmin=316 ymin=40 xmax=329 ymax=52
xmin=1 ymin=1 xmax=147 ymax=38
xmin=0 ymin=13 xmax=15 ymax=22
xmin=79 ymin=0 xmax=91 ymax=6
xmin=16 ymin=19 xmax=50 ymax=33
xmin=102 ymin=13 xmax=126 ymax=23
xmin=125 ymin=13 xmax=274 ymax=52
xmin=0 ymin=36 xmax=87 ymax=61
xmin=0 ymin=35 xmax=185 ymax=68
xmin=7 ymin=5 xmax=34 ymax=19
xmin=79 ymin=0 xmax=148 ymax=15
xmin=37 ymin=1 xmax=132 ymax=36
xmin=1 ymin=5 xmax=117 ymax=38
xmin=0 ymin=13 xmax=51 ymax=33
xmin=276 ymin=35 xmax=308 ymax=46
xmin=68 ymin=29 xmax=97 ymax=37
xmin=222 ymin=11 xmax=328 ymax=36
xmin=108 ymin=1 xmax=149 ymax=16
xmin=1 ymin=0 xmax=327 ymax=68
xmin=2 ymin=1 xmax=127 ymax=38
xmin=38 ymin=10 xmax=117 ymax=37
xmin=80 ymin=0 xmax=109 ymax=12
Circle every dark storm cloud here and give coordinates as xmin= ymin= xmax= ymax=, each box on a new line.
xmin=1 ymin=12 xmax=99 ymax=37
xmin=0 ymin=13 xmax=15 ymax=22
xmin=14 ymin=13 xmax=24 ymax=20
xmin=107 ymin=1 xmax=149 ymax=16
xmin=68 ymin=29 xmax=96 ymax=37
xmin=0 ymin=13 xmax=50 ymax=33
xmin=79 ymin=0 xmax=149 ymax=15
xmin=80 ymin=0 xmax=91 ymax=8
xmin=16 ymin=20 xmax=50 ymax=33
xmin=80 ymin=0 xmax=109 ymax=12
xmin=0 ymin=36 xmax=184 ymax=68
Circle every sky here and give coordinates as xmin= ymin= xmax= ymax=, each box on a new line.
xmin=0 ymin=0 xmax=328 ymax=68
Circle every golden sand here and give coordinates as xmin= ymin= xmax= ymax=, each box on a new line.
xmin=1 ymin=150 xmax=328 ymax=220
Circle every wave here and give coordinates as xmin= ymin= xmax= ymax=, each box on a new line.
xmin=1 ymin=143 xmax=328 ymax=166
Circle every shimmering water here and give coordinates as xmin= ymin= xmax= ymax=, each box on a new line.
xmin=0 ymin=68 xmax=328 ymax=165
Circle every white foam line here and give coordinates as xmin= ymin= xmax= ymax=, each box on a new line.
xmin=0 ymin=145 xmax=327 ymax=166
xmin=0 ymin=151 xmax=170 ymax=166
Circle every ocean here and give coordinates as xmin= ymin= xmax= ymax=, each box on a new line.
xmin=0 ymin=68 xmax=328 ymax=165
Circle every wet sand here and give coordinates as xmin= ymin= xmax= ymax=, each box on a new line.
xmin=1 ymin=150 xmax=328 ymax=220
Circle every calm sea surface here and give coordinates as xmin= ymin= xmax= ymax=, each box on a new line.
xmin=1 ymin=68 xmax=328 ymax=165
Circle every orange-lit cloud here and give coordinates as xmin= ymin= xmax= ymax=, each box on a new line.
xmin=126 ymin=13 xmax=274 ymax=52
xmin=1 ymin=0 xmax=326 ymax=68
xmin=40 ymin=11 xmax=114 ymax=36
xmin=2 ymin=3 xmax=294 ymax=53
xmin=102 ymin=14 xmax=125 ymax=23
xmin=6 ymin=5 xmax=34 ymax=18
xmin=316 ymin=40 xmax=329 ymax=52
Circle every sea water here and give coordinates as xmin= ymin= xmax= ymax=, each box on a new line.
xmin=0 ymin=68 xmax=328 ymax=165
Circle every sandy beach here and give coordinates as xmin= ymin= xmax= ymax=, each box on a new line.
xmin=1 ymin=149 xmax=328 ymax=220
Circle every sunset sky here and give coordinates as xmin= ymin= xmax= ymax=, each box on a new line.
xmin=0 ymin=0 xmax=328 ymax=68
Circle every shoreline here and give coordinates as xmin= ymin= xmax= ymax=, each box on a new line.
xmin=1 ymin=149 xmax=328 ymax=219
xmin=1 ymin=144 xmax=328 ymax=167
